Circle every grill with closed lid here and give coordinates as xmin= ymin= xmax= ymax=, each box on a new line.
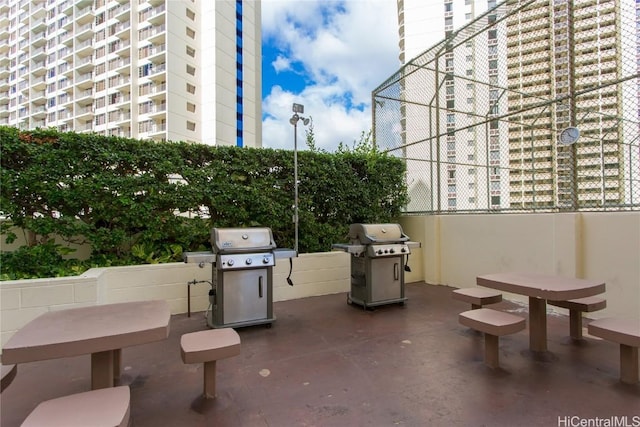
xmin=332 ymin=223 xmax=420 ymax=309
xmin=183 ymin=227 xmax=295 ymax=329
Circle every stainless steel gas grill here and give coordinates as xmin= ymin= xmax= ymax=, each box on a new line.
xmin=184 ymin=227 xmax=295 ymax=329
xmin=332 ymin=223 xmax=421 ymax=309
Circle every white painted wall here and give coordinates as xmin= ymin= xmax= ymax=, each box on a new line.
xmin=399 ymin=212 xmax=640 ymax=320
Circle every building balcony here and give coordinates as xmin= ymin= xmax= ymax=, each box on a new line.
xmin=75 ymin=22 xmax=93 ymax=41
xmin=30 ymin=105 xmax=46 ymax=118
xmin=30 ymin=90 xmax=46 ymax=104
xmin=30 ymin=16 xmax=46 ymax=32
xmin=30 ymin=60 xmax=46 ymax=76
xmin=109 ymin=2 xmax=130 ymax=21
xmin=75 ymin=72 xmax=93 ymax=89
xmin=75 ymin=5 xmax=94 ymax=24
xmin=109 ymin=57 xmax=131 ymax=73
xmin=30 ymin=46 xmax=46 ymax=61
xmin=74 ymin=104 xmax=93 ymax=119
xmin=30 ymin=75 xmax=46 ymax=90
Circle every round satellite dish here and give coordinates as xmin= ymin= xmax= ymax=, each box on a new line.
xmin=558 ymin=126 xmax=580 ymax=145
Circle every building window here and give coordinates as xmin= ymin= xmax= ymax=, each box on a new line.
xmin=139 ymin=63 xmax=154 ymax=77
xmin=186 ymin=64 xmax=195 ymax=76
xmin=491 ymin=196 xmax=501 ymax=205
xmin=186 ymin=46 xmax=195 ymax=57
xmin=186 ymin=8 xmax=195 ymax=20
xmin=186 ymin=121 xmax=195 ymax=131
xmin=95 ymin=80 xmax=106 ymax=92
xmin=186 ymin=27 xmax=195 ymax=39
xmin=186 ymin=83 xmax=196 ymax=94
xmin=186 ymin=102 xmax=196 ymax=112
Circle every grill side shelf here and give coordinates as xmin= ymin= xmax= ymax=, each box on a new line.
xmin=183 ymin=251 xmax=216 ymax=265
xmin=331 ymin=244 xmax=366 ymax=257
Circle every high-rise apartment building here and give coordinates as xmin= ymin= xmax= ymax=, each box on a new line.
xmin=0 ymin=0 xmax=261 ymax=147
xmin=394 ymin=0 xmax=638 ymax=212
xmin=397 ymin=0 xmax=505 ymax=212
xmin=506 ymin=0 xmax=637 ymax=209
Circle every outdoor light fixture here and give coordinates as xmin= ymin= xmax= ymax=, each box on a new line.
xmin=290 ymin=103 xmax=310 ymax=254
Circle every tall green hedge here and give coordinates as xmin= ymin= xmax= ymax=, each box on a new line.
xmin=0 ymin=126 xmax=408 ymax=279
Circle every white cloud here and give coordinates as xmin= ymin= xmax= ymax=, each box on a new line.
xmin=261 ymin=0 xmax=400 ymax=152
xmin=272 ymin=55 xmax=292 ymax=73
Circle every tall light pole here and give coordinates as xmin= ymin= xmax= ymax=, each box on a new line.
xmin=289 ymin=103 xmax=309 ymax=254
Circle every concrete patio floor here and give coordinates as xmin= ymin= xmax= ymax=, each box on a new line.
xmin=1 ymin=282 xmax=639 ymax=426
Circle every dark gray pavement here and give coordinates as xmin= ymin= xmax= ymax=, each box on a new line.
xmin=2 ymin=282 xmax=638 ymax=426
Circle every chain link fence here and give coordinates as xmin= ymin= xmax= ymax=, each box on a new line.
xmin=373 ymin=0 xmax=639 ymax=213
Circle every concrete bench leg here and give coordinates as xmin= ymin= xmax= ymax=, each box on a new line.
xmin=484 ymin=334 xmax=500 ymax=369
xmin=204 ymin=360 xmax=217 ymax=399
xmin=620 ymin=344 xmax=639 ymax=385
xmin=91 ymin=350 xmax=115 ymax=390
xmin=568 ymin=309 xmax=583 ymax=340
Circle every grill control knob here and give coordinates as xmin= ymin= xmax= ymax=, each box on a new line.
xmin=227 ymin=259 xmax=235 ymax=266
xmin=401 ymin=247 xmax=407 ymax=253
xmin=389 ymin=248 xmax=395 ymax=254
xmin=245 ymin=258 xmax=253 ymax=265
xmin=263 ymin=256 xmax=270 ymax=264
xmin=377 ymin=249 xmax=383 ymax=255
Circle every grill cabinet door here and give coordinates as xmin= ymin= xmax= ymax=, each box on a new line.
xmin=370 ymin=256 xmax=403 ymax=302
xmin=221 ymin=269 xmax=268 ymax=324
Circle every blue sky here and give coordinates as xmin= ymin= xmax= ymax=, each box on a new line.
xmin=260 ymin=0 xmax=400 ymax=152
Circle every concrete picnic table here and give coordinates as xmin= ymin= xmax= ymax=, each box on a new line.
xmin=477 ymin=272 xmax=605 ymax=352
xmin=2 ymin=300 xmax=170 ymax=389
